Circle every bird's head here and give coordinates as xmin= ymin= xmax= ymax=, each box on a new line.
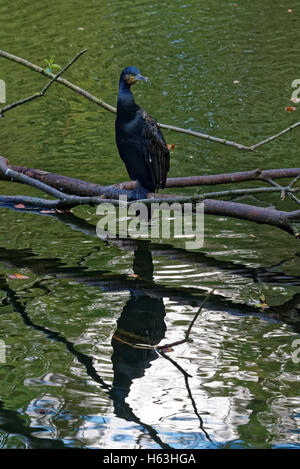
xmin=120 ymin=66 xmax=148 ymax=87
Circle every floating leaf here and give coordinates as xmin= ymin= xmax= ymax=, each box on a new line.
xmin=254 ymin=294 xmax=269 ymax=310
xmin=285 ymin=106 xmax=296 ymax=112
xmin=254 ymin=302 xmax=269 ymax=309
xmin=159 ymin=347 xmax=174 ymax=353
xmin=35 ymin=408 xmax=52 ymax=415
xmin=55 ymin=208 xmax=71 ymax=213
xmin=8 ymin=273 xmax=29 ymax=279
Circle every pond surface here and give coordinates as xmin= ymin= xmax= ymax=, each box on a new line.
xmin=0 ymin=0 xmax=300 ymax=449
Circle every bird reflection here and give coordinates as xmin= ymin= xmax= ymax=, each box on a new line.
xmin=110 ymin=242 xmax=166 ymax=409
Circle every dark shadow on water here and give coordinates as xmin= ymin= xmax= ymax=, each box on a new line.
xmin=0 ymin=244 xmax=172 ymax=449
xmin=110 ymin=243 xmax=167 ymax=411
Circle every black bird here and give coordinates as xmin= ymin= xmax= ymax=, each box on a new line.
xmin=115 ymin=66 xmax=170 ymax=200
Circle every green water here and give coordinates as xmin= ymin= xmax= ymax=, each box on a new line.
xmin=0 ymin=0 xmax=299 ymax=449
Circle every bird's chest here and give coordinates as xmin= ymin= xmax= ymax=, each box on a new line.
xmin=117 ymin=115 xmax=142 ymax=139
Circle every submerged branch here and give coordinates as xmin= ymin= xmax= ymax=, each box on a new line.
xmin=185 ymin=290 xmax=214 ymax=341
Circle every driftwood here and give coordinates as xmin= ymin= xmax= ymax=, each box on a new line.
xmin=1 ymin=49 xmax=300 ymax=238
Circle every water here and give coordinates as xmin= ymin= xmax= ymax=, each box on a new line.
xmin=0 ymin=0 xmax=299 ymax=449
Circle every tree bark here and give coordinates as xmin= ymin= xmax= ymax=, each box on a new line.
xmin=2 ymin=164 xmax=299 ymax=193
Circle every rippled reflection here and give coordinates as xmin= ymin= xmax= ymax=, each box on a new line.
xmin=1 ymin=0 xmax=300 ymax=450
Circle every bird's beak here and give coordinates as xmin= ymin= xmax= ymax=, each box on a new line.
xmin=135 ymin=73 xmax=148 ymax=82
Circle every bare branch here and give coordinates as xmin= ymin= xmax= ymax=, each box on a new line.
xmin=265 ymin=178 xmax=300 ymax=206
xmin=2 ymin=49 xmax=300 ymax=152
xmin=250 ymin=121 xmax=300 ymax=150
xmin=157 ymin=123 xmax=253 ymax=151
xmin=2 ymin=165 xmax=299 ymax=191
xmin=0 ymin=156 xmax=299 ymax=237
xmin=184 ymin=290 xmax=214 ymax=341
xmin=0 ymin=49 xmax=116 ymax=113
xmin=0 ymin=49 xmax=87 ymax=117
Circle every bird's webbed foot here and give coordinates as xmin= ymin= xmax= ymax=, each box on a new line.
xmin=128 ymin=183 xmax=150 ymax=201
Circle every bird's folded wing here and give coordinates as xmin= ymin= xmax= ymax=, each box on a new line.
xmin=141 ymin=111 xmax=170 ymax=191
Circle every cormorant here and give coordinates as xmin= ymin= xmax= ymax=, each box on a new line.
xmin=115 ymin=66 xmax=170 ymax=201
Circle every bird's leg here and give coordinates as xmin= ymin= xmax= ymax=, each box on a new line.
xmin=128 ymin=181 xmax=150 ymax=201
xmin=128 ymin=181 xmax=152 ymax=221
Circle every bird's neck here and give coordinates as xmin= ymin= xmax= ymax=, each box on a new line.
xmin=117 ymin=81 xmax=138 ymax=119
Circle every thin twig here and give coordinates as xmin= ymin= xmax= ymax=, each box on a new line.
xmin=265 ymin=178 xmax=300 ymax=206
xmin=195 ymin=186 xmax=299 ymax=200
xmin=288 ymin=174 xmax=300 ymax=189
xmin=286 ymin=174 xmax=300 ymax=205
xmin=250 ymin=122 xmax=300 ymax=150
xmin=0 ymin=49 xmax=87 ymax=117
xmin=0 ymin=49 xmax=116 ymax=113
xmin=157 ymin=123 xmax=253 ymax=151
xmin=185 ymin=290 xmax=214 ymax=341
xmin=41 ymin=49 xmax=87 ymax=93
xmin=159 ymin=350 xmax=212 ymax=441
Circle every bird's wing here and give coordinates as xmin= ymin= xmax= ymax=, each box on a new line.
xmin=140 ymin=110 xmax=170 ymax=191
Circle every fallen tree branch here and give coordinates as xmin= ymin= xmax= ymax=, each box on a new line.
xmin=1 ymin=164 xmax=299 ymax=192
xmin=2 ymin=49 xmax=300 ymax=152
xmin=0 ymin=157 xmax=298 ymax=205
xmin=0 ymin=157 xmax=299 ymax=238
